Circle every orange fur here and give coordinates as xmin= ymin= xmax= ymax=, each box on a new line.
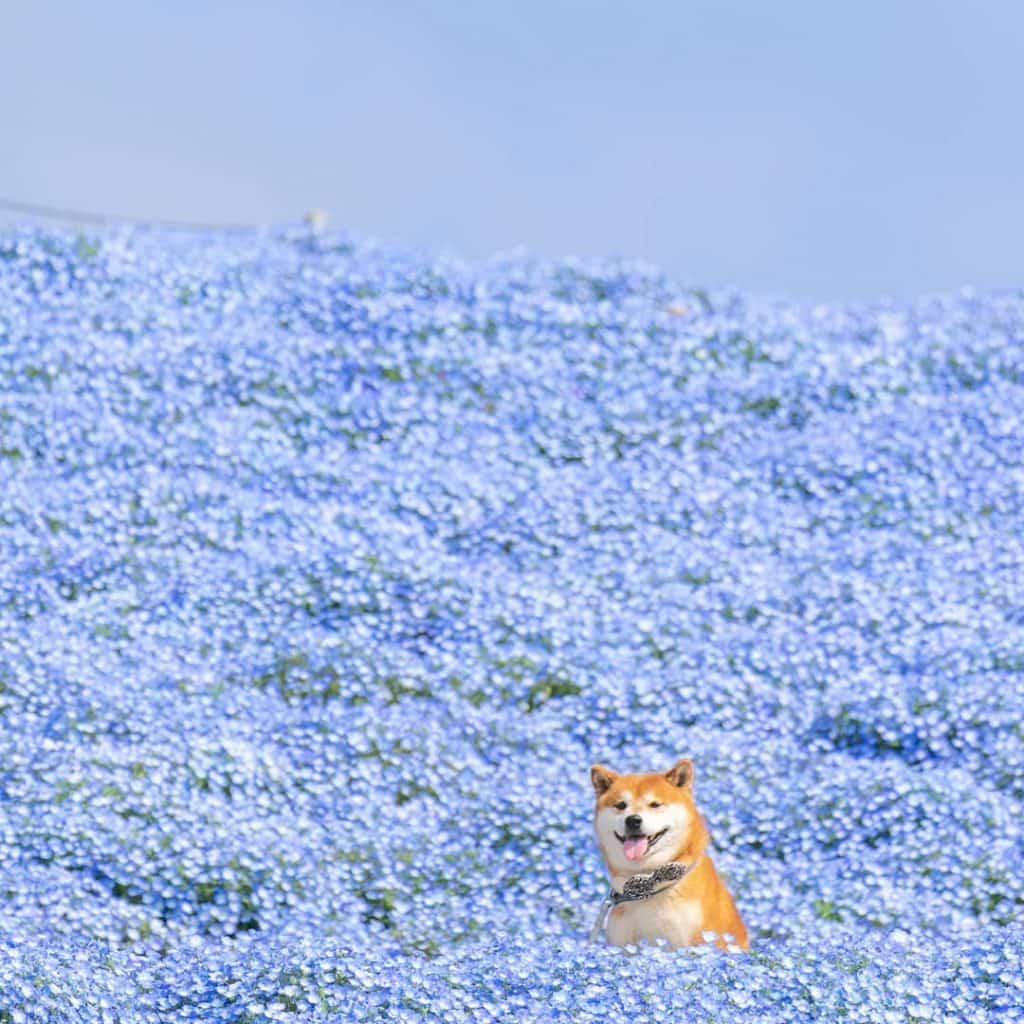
xmin=591 ymin=760 xmax=748 ymax=951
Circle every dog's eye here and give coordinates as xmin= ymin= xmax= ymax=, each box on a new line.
xmin=649 ymin=801 xmax=661 ymax=808
xmin=614 ymin=801 xmax=627 ymax=810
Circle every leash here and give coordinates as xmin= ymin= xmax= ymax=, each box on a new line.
xmin=588 ymin=857 xmax=702 ymax=943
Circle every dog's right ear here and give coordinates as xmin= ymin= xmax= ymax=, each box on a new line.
xmin=590 ymin=764 xmax=618 ymax=796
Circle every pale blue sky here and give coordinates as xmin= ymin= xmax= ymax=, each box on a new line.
xmin=2 ymin=1 xmax=1022 ymax=300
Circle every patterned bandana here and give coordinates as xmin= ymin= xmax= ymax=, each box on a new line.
xmin=588 ymin=858 xmax=701 ymax=943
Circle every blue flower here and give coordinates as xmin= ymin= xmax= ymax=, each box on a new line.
xmin=0 ymin=224 xmax=1021 ymax=1021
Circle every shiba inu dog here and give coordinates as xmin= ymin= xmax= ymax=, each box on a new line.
xmin=590 ymin=757 xmax=748 ymax=951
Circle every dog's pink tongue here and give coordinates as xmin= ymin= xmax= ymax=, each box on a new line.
xmin=623 ymin=837 xmax=649 ymax=861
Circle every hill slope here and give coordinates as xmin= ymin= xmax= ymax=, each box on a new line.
xmin=0 ymin=225 xmax=1022 ymax=1021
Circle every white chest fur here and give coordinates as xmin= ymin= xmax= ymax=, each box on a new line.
xmin=605 ymin=890 xmax=703 ymax=949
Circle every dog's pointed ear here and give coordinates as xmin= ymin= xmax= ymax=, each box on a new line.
xmin=590 ymin=764 xmax=618 ymax=796
xmin=665 ymin=757 xmax=694 ymax=790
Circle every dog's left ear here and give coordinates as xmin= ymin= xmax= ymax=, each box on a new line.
xmin=590 ymin=764 xmax=618 ymax=796
xmin=665 ymin=757 xmax=694 ymax=790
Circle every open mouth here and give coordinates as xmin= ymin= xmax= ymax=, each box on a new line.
xmin=614 ymin=827 xmax=669 ymax=862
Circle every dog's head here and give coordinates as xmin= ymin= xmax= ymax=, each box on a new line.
xmin=590 ymin=758 xmax=707 ymax=875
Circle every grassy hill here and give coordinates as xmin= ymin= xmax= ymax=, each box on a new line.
xmin=0 ymin=224 xmax=1021 ymax=1021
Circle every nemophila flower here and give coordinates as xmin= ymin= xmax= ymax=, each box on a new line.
xmin=0 ymin=224 xmax=1022 ymax=1020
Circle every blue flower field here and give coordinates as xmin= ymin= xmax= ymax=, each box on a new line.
xmin=0 ymin=225 xmax=1022 ymax=1021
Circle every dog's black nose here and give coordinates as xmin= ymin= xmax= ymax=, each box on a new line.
xmin=624 ymin=814 xmax=643 ymax=832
